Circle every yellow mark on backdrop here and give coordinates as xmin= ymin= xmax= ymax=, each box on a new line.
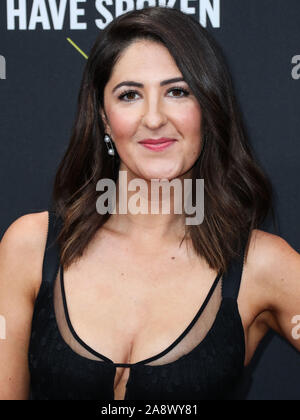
xmin=66 ymin=38 xmax=88 ymax=60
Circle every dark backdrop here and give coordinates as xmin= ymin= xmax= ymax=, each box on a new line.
xmin=0 ymin=0 xmax=299 ymax=400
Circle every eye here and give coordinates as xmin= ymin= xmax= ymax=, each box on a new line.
xmin=166 ymin=87 xmax=190 ymax=98
xmin=118 ymin=86 xmax=190 ymax=102
xmin=118 ymin=90 xmax=139 ymax=102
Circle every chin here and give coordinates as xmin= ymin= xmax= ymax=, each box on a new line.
xmin=140 ymin=165 xmax=181 ymax=181
xmin=142 ymin=173 xmax=178 ymax=182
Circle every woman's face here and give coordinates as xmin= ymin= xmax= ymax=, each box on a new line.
xmin=101 ymin=40 xmax=203 ymax=181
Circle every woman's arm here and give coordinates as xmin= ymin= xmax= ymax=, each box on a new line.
xmin=254 ymin=231 xmax=300 ymax=352
xmin=0 ymin=212 xmax=47 ymax=400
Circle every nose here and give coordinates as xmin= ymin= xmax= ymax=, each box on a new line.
xmin=142 ymin=95 xmax=168 ymax=129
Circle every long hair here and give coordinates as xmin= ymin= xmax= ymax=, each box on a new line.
xmin=51 ymin=6 xmax=277 ymax=272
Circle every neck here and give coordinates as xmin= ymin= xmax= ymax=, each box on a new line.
xmin=102 ymin=167 xmax=194 ymax=244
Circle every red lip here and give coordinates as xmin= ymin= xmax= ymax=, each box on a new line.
xmin=138 ymin=137 xmax=177 ymax=145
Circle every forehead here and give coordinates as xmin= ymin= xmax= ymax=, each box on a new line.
xmin=108 ymin=40 xmax=182 ymax=83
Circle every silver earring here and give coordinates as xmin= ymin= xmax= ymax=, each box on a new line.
xmin=104 ymin=134 xmax=115 ymax=156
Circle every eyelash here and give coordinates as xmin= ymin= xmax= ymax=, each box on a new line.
xmin=118 ymin=87 xmax=190 ymax=102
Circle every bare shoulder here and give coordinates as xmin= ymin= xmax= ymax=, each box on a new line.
xmin=242 ymin=228 xmax=300 ymax=333
xmin=0 ymin=211 xmax=50 ymax=399
xmin=1 ymin=211 xmax=49 ymax=256
xmin=249 ymin=227 xmax=295 ymax=252
xmin=246 ymin=228 xmax=299 ymax=285
xmin=0 ymin=210 xmax=49 ymax=301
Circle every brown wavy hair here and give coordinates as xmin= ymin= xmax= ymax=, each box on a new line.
xmin=51 ymin=6 xmax=277 ymax=272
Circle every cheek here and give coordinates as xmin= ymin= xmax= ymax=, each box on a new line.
xmin=107 ymin=108 xmax=135 ymax=139
xmin=176 ymin=105 xmax=202 ymax=144
xmin=176 ymin=107 xmax=202 ymax=164
xmin=175 ymin=100 xmax=201 ymax=126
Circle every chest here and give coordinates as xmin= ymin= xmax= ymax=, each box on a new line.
xmin=31 ymin=283 xmax=246 ymax=400
xmin=53 ymin=243 xmax=225 ymax=399
xmin=60 ymin=252 xmax=220 ymax=353
xmin=30 ymin=222 xmax=268 ymax=401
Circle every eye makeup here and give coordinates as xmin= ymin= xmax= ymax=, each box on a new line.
xmin=117 ymin=86 xmax=190 ymax=102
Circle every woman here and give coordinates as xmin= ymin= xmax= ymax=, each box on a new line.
xmin=0 ymin=6 xmax=299 ymax=401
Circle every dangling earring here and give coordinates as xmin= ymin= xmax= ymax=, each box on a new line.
xmin=104 ymin=134 xmax=115 ymax=156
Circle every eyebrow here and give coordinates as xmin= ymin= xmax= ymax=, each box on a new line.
xmin=112 ymin=77 xmax=185 ymax=94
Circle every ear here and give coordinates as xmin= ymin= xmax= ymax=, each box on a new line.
xmin=99 ymin=109 xmax=107 ymax=131
xmin=100 ymin=109 xmax=112 ymax=136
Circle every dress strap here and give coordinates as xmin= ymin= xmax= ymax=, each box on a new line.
xmin=42 ymin=210 xmax=62 ymax=286
xmin=221 ymin=238 xmax=248 ymax=300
